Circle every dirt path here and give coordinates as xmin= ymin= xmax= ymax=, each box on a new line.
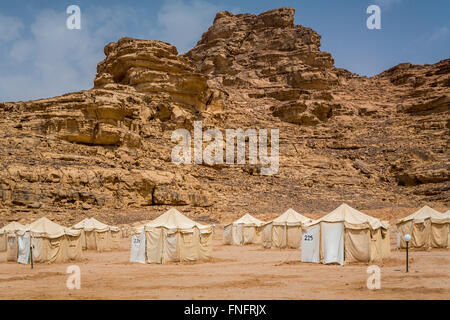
xmin=0 ymin=228 xmax=449 ymax=299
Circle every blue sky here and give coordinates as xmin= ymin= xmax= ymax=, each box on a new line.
xmin=0 ymin=0 xmax=449 ymax=102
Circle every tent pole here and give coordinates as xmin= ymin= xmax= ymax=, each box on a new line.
xmin=30 ymin=243 xmax=34 ymax=269
xmin=406 ymin=242 xmax=409 ymax=273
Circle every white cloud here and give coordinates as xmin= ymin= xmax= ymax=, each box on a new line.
xmin=156 ymin=0 xmax=223 ymax=53
xmin=0 ymin=7 xmax=139 ymax=102
xmin=0 ymin=1 xmax=231 ymax=102
xmin=0 ymin=14 xmax=24 ymax=42
xmin=430 ymin=26 xmax=449 ymax=41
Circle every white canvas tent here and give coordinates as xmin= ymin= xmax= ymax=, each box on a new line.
xmin=129 ymin=208 xmax=213 ymax=264
xmin=11 ymin=217 xmax=83 ymax=264
xmin=0 ymin=221 xmax=26 ymax=253
xmin=223 ymin=214 xmax=265 ymax=245
xmin=396 ymin=206 xmax=449 ymax=249
xmin=301 ymin=203 xmax=391 ymax=265
xmin=262 ymin=209 xmax=312 ymax=249
xmin=72 ymin=217 xmax=120 ymax=251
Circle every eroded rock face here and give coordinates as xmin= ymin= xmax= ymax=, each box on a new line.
xmin=184 ymin=8 xmax=343 ymax=126
xmin=0 ymin=39 xmax=224 ymax=217
xmin=182 ymin=8 xmax=449 ymax=211
xmin=5 ymin=90 xmax=146 ymax=147
xmin=185 ymin=8 xmax=335 ymax=80
xmin=94 ymin=38 xmax=212 ymax=113
xmin=0 ymin=7 xmax=448 ymax=226
xmin=271 ymin=101 xmax=335 ymax=125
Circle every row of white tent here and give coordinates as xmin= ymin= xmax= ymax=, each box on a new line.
xmin=223 ymin=204 xmax=450 ymax=265
xmin=223 ymin=209 xmax=312 ymax=248
xmin=1 ymin=205 xmax=448 ymax=266
xmin=0 ymin=209 xmax=213 ymax=266
xmin=0 ymin=217 xmax=120 ymax=264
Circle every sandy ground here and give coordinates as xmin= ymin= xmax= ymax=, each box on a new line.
xmin=0 ymin=227 xmax=449 ymax=300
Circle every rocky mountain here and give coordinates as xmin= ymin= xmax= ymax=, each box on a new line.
xmin=0 ymin=8 xmax=448 ymax=226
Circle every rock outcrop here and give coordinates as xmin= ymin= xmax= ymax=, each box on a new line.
xmin=184 ymin=8 xmax=341 ymax=124
xmin=94 ymin=38 xmax=217 ymax=116
xmin=0 ymin=8 xmax=448 ymax=226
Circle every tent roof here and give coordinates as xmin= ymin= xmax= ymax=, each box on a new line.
xmin=309 ymin=203 xmax=385 ymax=230
xmin=397 ymin=206 xmax=448 ymax=224
xmin=272 ymin=208 xmax=311 ymax=226
xmin=144 ymin=208 xmax=211 ymax=231
xmin=229 ymin=213 xmax=265 ymax=227
xmin=25 ymin=217 xmax=80 ymax=238
xmin=381 ymin=220 xmax=390 ymax=229
xmin=72 ymin=217 xmax=118 ymax=232
xmin=0 ymin=221 xmax=26 ymax=234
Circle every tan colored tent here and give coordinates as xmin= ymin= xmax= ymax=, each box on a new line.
xmin=10 ymin=217 xmax=83 ymax=264
xmin=301 ymin=203 xmax=391 ymax=265
xmin=72 ymin=218 xmax=120 ymax=251
xmin=0 ymin=221 xmax=25 ymax=253
xmin=262 ymin=209 xmax=312 ymax=249
xmin=129 ymin=208 xmax=213 ymax=264
xmin=396 ymin=206 xmax=449 ymax=249
xmin=223 ymin=214 xmax=265 ymax=245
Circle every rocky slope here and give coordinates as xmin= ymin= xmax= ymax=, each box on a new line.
xmin=0 ymin=8 xmax=448 ymax=226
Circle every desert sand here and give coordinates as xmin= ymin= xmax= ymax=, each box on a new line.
xmin=1 ymin=226 xmax=449 ymax=300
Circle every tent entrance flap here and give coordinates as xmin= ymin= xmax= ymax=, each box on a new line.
xmin=67 ymin=235 xmax=83 ymax=261
xmin=180 ymin=230 xmax=198 ymax=262
xmin=223 ymin=225 xmax=232 ymax=245
xmin=287 ymin=226 xmax=301 ymax=248
xmin=262 ymin=224 xmax=272 ymax=249
xmin=163 ymin=230 xmax=179 ymax=262
xmin=321 ymin=222 xmax=344 ymax=265
xmin=430 ymin=223 xmax=448 ymax=248
xmin=397 ymin=220 xmax=413 ymax=248
xmin=0 ymin=234 xmax=6 ymax=252
xmin=411 ymin=220 xmax=431 ymax=248
xmin=232 ymin=224 xmax=243 ymax=245
xmin=243 ymin=226 xmax=256 ymax=244
xmin=301 ymin=224 xmax=320 ymax=263
xmin=130 ymin=231 xmax=146 ymax=264
xmin=198 ymin=231 xmax=212 ymax=260
xmin=146 ymin=228 xmax=163 ymax=264
xmin=85 ymin=231 xmax=97 ymax=250
xmin=110 ymin=230 xmax=121 ymax=249
xmin=6 ymin=235 xmax=18 ymax=262
xmin=17 ymin=232 xmax=31 ymax=264
xmin=94 ymin=231 xmax=110 ymax=252
xmin=272 ymin=225 xmax=286 ymax=248
xmin=344 ymin=228 xmax=370 ymax=263
xmin=31 ymin=237 xmax=45 ymax=263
